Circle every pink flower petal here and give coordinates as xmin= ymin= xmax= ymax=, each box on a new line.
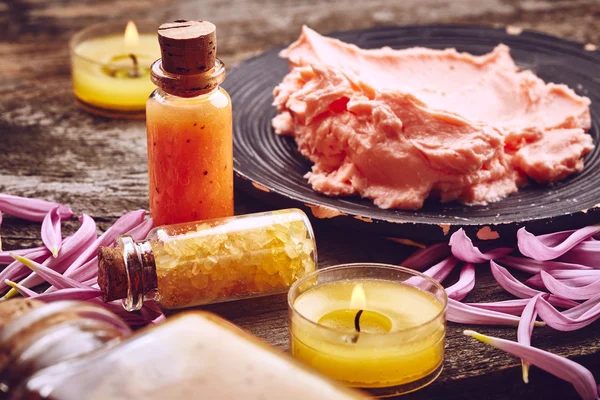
xmin=490 ymin=261 xmax=578 ymax=309
xmin=559 ymin=242 xmax=600 ymax=267
xmin=449 ymin=229 xmax=512 ymax=263
xmin=0 ymin=245 xmax=50 ymax=265
xmin=4 ymin=279 xmax=37 ymax=297
xmin=0 ymin=211 xmax=3 ymax=251
xmin=518 ymin=225 xmax=600 ymax=261
xmin=497 ymin=256 xmax=592 ymax=274
xmin=62 ymin=210 xmax=146 ymax=275
xmin=445 ymin=263 xmax=475 ymax=301
xmin=6 ymin=279 xmax=101 ymax=302
xmin=123 ymin=217 xmax=154 ymax=241
xmin=41 ymin=206 xmax=62 ymax=258
xmin=550 ymin=270 xmax=600 ymax=279
xmin=8 ymin=214 xmax=97 ymax=292
xmin=466 ymin=299 xmax=533 ymax=316
xmin=11 ymin=253 xmax=89 ymax=290
xmin=401 ymin=242 xmax=451 ymax=270
xmin=563 ymin=294 xmax=600 ymax=319
xmin=536 ymin=295 xmax=600 ymax=331
xmin=0 ymin=247 xmax=51 ymax=294
xmin=422 ymin=256 xmax=459 ymax=283
xmin=0 ymin=194 xmax=73 ymax=222
xmin=464 ymin=330 xmax=599 ymax=400
xmin=448 ymin=298 xmax=525 ymax=326
xmin=518 ymin=294 xmax=543 ymax=384
xmin=541 ymin=271 xmax=600 ymax=301
xmin=525 ymin=274 xmax=545 ymax=290
xmin=527 ymin=270 xmax=600 ymax=290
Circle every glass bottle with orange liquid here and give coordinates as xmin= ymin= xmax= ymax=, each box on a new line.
xmin=147 ymin=20 xmax=233 ymax=226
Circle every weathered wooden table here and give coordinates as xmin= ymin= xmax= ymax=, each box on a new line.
xmin=1 ymin=1 xmax=599 ymax=398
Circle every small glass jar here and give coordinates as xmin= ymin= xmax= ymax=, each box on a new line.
xmin=0 ymin=299 xmax=130 ymax=396
xmin=98 ymin=209 xmax=317 ymax=311
xmin=288 ymin=264 xmax=447 ymax=398
xmin=146 ymin=20 xmax=233 ymax=225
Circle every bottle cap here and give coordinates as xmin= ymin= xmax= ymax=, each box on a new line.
xmin=97 ymin=246 xmax=128 ymax=302
xmin=158 ymin=20 xmax=217 ymax=75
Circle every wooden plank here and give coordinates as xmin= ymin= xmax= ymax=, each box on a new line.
xmin=1 ymin=1 xmax=599 ymax=398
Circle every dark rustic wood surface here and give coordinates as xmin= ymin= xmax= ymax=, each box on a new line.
xmin=1 ymin=1 xmax=599 ymax=399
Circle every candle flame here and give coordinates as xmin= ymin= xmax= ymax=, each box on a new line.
xmin=350 ymin=284 xmax=366 ymax=310
xmin=124 ymin=21 xmax=139 ymax=48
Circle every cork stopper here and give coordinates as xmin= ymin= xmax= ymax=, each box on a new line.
xmin=0 ymin=298 xmax=43 ymax=332
xmin=97 ymin=246 xmax=128 ymax=302
xmin=158 ymin=20 xmax=217 ymax=75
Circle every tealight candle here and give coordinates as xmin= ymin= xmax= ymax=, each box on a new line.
xmin=288 ymin=264 xmax=447 ymax=397
xmin=70 ymin=20 xmax=160 ymax=118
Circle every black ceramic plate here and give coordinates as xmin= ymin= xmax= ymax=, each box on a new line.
xmin=226 ymin=25 xmax=600 ymax=242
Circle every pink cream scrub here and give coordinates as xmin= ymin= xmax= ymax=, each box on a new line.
xmin=272 ymin=26 xmax=593 ymax=210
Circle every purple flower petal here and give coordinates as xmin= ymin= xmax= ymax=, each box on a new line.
xmin=446 ymin=263 xmax=476 ymax=301
xmin=4 ymin=279 xmax=37 ymax=297
xmin=41 ymin=206 xmax=62 ymax=258
xmin=498 ymin=256 xmax=592 ymax=274
xmin=466 ymin=299 xmax=533 ymax=316
xmin=0 ymin=245 xmax=50 ymax=265
xmin=10 ymin=253 xmax=89 ymax=290
xmin=0 ymin=211 xmax=3 ymax=251
xmin=124 ymin=217 xmax=154 ymax=241
xmin=518 ymin=225 xmax=600 ymax=261
xmin=448 ymin=298 xmax=526 ymax=326
xmin=0 ymin=247 xmax=51 ymax=294
xmin=528 ymin=270 xmax=600 ymax=290
xmin=401 ymin=242 xmax=451 ymax=270
xmin=563 ymin=294 xmax=600 ymax=319
xmin=525 ymin=274 xmax=545 ymax=290
xmin=536 ymin=295 xmax=600 ymax=331
xmin=541 ymin=271 xmax=600 ymax=301
xmin=490 ymin=261 xmax=579 ymax=309
xmin=62 ymin=210 xmax=146 ymax=275
xmin=449 ymin=229 xmax=512 ymax=263
xmin=6 ymin=279 xmax=101 ymax=302
xmin=559 ymin=242 xmax=600 ymax=267
xmin=464 ymin=330 xmax=599 ymax=400
xmin=6 ymin=214 xmax=97 ymax=293
xmin=550 ymin=270 xmax=600 ymax=279
xmin=422 ymin=256 xmax=459 ymax=283
xmin=518 ymin=294 xmax=543 ymax=384
xmin=0 ymin=194 xmax=73 ymax=222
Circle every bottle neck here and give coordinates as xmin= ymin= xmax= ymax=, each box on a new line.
xmin=0 ymin=302 xmax=129 ymax=396
xmin=150 ymin=58 xmax=226 ymax=98
xmin=119 ymin=236 xmax=158 ymax=312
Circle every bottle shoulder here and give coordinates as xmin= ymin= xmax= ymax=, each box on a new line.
xmin=148 ymin=87 xmax=230 ymax=109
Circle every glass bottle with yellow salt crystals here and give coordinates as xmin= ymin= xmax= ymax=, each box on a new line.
xmin=97 ymin=209 xmax=316 ymax=311
xmin=146 ymin=20 xmax=233 ymax=226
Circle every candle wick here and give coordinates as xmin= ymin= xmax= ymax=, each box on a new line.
xmin=350 ymin=309 xmax=364 ymax=344
xmin=354 ymin=309 xmax=363 ymax=333
xmin=129 ymin=53 xmax=140 ymax=77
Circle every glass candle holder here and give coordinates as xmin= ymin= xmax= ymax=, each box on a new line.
xmin=69 ymin=20 xmax=160 ymax=119
xmin=288 ymin=263 xmax=448 ymax=398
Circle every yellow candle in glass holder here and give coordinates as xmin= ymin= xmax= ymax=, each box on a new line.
xmin=70 ymin=21 xmax=160 ymax=117
xmin=289 ymin=266 xmax=447 ymax=397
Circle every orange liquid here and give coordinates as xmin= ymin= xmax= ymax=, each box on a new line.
xmin=146 ymin=87 xmax=233 ymax=226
